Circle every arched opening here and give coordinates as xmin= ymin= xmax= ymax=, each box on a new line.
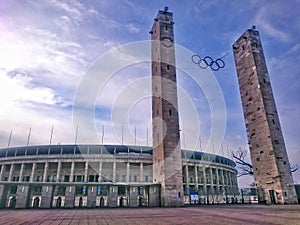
xmin=100 ymin=197 xmax=104 ymax=207
xmin=33 ymin=197 xmax=40 ymax=208
xmin=9 ymin=197 xmax=16 ymax=209
xmin=138 ymin=196 xmax=143 ymax=207
xmin=119 ymin=197 xmax=123 ymax=207
xmin=56 ymin=197 xmax=62 ymax=208
xmin=79 ymin=197 xmax=83 ymax=208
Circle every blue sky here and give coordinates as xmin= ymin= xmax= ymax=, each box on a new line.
xmin=0 ymin=0 xmax=299 ymax=187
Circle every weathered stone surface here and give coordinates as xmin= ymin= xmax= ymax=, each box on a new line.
xmin=233 ymin=28 xmax=298 ymax=204
xmin=151 ymin=9 xmax=184 ymax=207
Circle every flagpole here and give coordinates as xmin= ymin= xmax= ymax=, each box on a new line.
xmin=26 ymin=127 xmax=31 ymax=146
xmin=101 ymin=125 xmax=104 ymax=145
xmin=146 ymin=127 xmax=148 ymax=147
xmin=75 ymin=125 xmax=78 ymax=145
xmin=7 ymin=129 xmax=13 ymax=147
xmin=134 ymin=126 xmax=136 ymax=146
xmin=49 ymin=125 xmax=54 ymax=145
xmin=121 ymin=125 xmax=123 ymax=145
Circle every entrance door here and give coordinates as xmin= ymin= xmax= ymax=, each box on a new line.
xmin=269 ymin=190 xmax=276 ymax=204
xmin=100 ymin=197 xmax=104 ymax=207
xmin=9 ymin=197 xmax=16 ymax=208
xmin=33 ymin=197 xmax=40 ymax=208
xmin=56 ymin=197 xmax=62 ymax=208
xmin=79 ymin=197 xmax=83 ymax=208
xmin=119 ymin=197 xmax=123 ymax=207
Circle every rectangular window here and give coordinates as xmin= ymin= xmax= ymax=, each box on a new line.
xmin=167 ymin=64 xmax=170 ymax=70
xmin=64 ymin=175 xmax=70 ymax=182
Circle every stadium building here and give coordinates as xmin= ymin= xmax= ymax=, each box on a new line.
xmin=0 ymin=145 xmax=238 ymax=208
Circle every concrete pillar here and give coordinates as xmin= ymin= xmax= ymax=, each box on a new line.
xmin=148 ymin=185 xmax=160 ymax=207
xmin=108 ymin=186 xmax=117 ymax=207
xmin=140 ymin=163 xmax=143 ymax=182
xmin=185 ymin=164 xmax=189 ymax=192
xmin=30 ymin=163 xmax=36 ymax=182
xmin=15 ymin=185 xmax=29 ymax=208
xmin=98 ymin=161 xmax=102 ymax=182
xmin=40 ymin=185 xmax=53 ymax=208
xmin=56 ymin=161 xmax=61 ymax=182
xmin=70 ymin=162 xmax=74 ymax=182
xmin=64 ymin=186 xmax=75 ymax=208
xmin=84 ymin=162 xmax=88 ymax=182
xmin=0 ymin=165 xmax=4 ymax=181
xmin=203 ymin=167 xmax=207 ymax=203
xmin=129 ymin=186 xmax=138 ymax=207
xmin=195 ymin=165 xmax=198 ymax=191
xmin=8 ymin=164 xmax=14 ymax=181
xmin=43 ymin=162 xmax=48 ymax=182
xmin=113 ymin=162 xmax=116 ymax=183
xmin=126 ymin=162 xmax=130 ymax=183
xmin=19 ymin=163 xmax=24 ymax=182
xmin=87 ymin=186 xmax=97 ymax=208
xmin=210 ymin=167 xmax=213 ymax=194
xmin=0 ymin=184 xmax=4 ymax=208
xmin=216 ymin=168 xmax=220 ymax=194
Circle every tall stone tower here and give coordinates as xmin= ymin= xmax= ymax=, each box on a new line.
xmin=233 ymin=28 xmax=297 ymax=204
xmin=150 ymin=8 xmax=184 ymax=207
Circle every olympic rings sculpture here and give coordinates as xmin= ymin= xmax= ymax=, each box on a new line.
xmin=191 ymin=55 xmax=225 ymax=71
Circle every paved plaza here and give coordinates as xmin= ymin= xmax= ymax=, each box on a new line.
xmin=0 ymin=204 xmax=299 ymax=225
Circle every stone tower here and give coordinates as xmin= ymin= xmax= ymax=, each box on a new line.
xmin=150 ymin=8 xmax=184 ymax=207
xmin=233 ymin=28 xmax=297 ymax=204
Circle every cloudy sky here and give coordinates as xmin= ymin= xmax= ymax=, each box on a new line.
xmin=0 ymin=0 xmax=299 ymax=186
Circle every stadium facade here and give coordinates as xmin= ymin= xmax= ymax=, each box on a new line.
xmin=0 ymin=145 xmax=238 ymax=208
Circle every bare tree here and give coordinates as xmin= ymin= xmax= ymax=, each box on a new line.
xmin=232 ymin=147 xmax=253 ymax=177
xmin=232 ymin=147 xmax=298 ymax=177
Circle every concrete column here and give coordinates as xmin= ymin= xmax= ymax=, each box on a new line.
xmin=194 ymin=165 xmax=198 ymax=190
xmin=108 ymin=186 xmax=118 ymax=207
xmin=220 ymin=169 xmax=225 ymax=194
xmin=87 ymin=186 xmax=97 ymax=208
xmin=129 ymin=186 xmax=138 ymax=207
xmin=70 ymin=162 xmax=75 ymax=182
xmin=225 ymin=170 xmax=230 ymax=195
xmin=185 ymin=164 xmax=189 ymax=190
xmin=140 ymin=162 xmax=143 ymax=182
xmin=16 ymin=185 xmax=29 ymax=208
xmin=98 ymin=161 xmax=102 ymax=182
xmin=216 ymin=168 xmax=220 ymax=194
xmin=84 ymin=162 xmax=88 ymax=182
xmin=0 ymin=165 xmax=4 ymax=181
xmin=43 ymin=162 xmax=48 ymax=182
xmin=8 ymin=164 xmax=14 ymax=181
xmin=210 ymin=167 xmax=213 ymax=194
xmin=40 ymin=185 xmax=53 ymax=208
xmin=19 ymin=163 xmax=24 ymax=182
xmin=30 ymin=163 xmax=36 ymax=182
xmin=203 ymin=167 xmax=207 ymax=195
xmin=126 ymin=162 xmax=130 ymax=183
xmin=113 ymin=162 xmax=116 ymax=183
xmin=64 ymin=186 xmax=75 ymax=208
xmin=56 ymin=161 xmax=61 ymax=182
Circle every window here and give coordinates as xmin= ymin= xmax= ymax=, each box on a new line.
xmin=169 ymin=109 xmax=172 ymax=116
xmin=118 ymin=186 xmax=126 ymax=195
xmin=64 ymin=175 xmax=70 ymax=182
xmin=167 ymin=64 xmax=170 ymax=70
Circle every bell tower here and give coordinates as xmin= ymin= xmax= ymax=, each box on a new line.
xmin=150 ymin=8 xmax=184 ymax=207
